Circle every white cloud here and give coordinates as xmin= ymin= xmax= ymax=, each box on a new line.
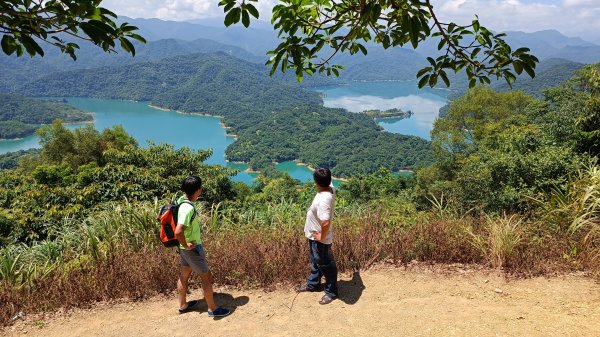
xmin=155 ymin=0 xmax=212 ymax=21
xmin=563 ymin=0 xmax=597 ymax=6
xmin=103 ymin=0 xmax=276 ymax=21
xmin=432 ymin=0 xmax=600 ymax=42
xmin=101 ymin=0 xmax=600 ymax=43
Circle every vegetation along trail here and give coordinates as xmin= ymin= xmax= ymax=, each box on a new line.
xmin=4 ymin=265 xmax=599 ymax=337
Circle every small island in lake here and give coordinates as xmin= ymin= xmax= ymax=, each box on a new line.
xmin=361 ymin=108 xmax=412 ymax=119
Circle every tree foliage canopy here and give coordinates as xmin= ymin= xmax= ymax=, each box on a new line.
xmin=220 ymin=0 xmax=538 ymax=87
xmin=0 ymin=0 xmax=145 ymax=59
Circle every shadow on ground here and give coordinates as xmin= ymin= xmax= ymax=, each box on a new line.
xmin=337 ymin=271 xmax=366 ymax=305
xmin=181 ymin=292 xmax=250 ymax=319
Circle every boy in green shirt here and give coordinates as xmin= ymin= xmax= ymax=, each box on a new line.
xmin=175 ymin=176 xmax=230 ymax=317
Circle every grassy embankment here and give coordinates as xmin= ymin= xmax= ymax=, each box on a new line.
xmin=1 ymin=176 xmax=598 ymax=326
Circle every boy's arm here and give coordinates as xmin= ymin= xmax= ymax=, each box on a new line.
xmin=175 ymin=204 xmax=196 ymax=250
xmin=314 ymin=219 xmax=330 ymax=242
xmin=175 ymin=224 xmax=195 ymax=250
xmin=314 ymin=198 xmax=332 ymax=242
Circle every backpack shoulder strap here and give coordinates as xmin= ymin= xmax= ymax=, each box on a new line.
xmin=178 ymin=200 xmax=197 ymax=222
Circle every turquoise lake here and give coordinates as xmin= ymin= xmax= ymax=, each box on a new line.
xmin=315 ymin=81 xmax=450 ymax=140
xmin=0 ymin=82 xmax=446 ymax=182
xmin=0 ymin=98 xmax=317 ymax=185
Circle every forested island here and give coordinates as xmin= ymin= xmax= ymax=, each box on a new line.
xmin=362 ymin=108 xmax=413 ymax=119
xmin=226 ymin=105 xmax=430 ymax=176
xmin=0 ymin=94 xmax=92 ymax=139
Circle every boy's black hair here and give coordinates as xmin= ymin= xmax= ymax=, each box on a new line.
xmin=181 ymin=176 xmax=202 ymax=196
xmin=313 ymin=168 xmax=331 ymax=187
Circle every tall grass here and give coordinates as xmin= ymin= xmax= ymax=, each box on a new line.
xmin=469 ymin=214 xmax=523 ymax=268
xmin=533 ymin=164 xmax=600 ymax=270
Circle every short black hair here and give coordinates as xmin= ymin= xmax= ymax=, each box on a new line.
xmin=313 ymin=168 xmax=331 ymax=187
xmin=181 ymin=176 xmax=202 ymax=196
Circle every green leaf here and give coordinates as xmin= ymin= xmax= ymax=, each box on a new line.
xmin=119 ymin=38 xmax=135 ymax=56
xmin=523 ymin=64 xmax=536 ymax=78
xmin=437 ymin=38 xmax=446 ymax=51
xmin=241 ymin=10 xmax=250 ymax=28
xmin=246 ymin=4 xmax=259 ymax=19
xmin=1 ymin=35 xmax=17 ymax=55
xmin=129 ymin=34 xmax=146 ymax=44
xmin=439 ymin=71 xmax=450 ymax=87
xmin=416 ymin=67 xmax=432 ymax=78
xmin=418 ymin=75 xmax=430 ymax=88
xmin=428 ymin=74 xmax=438 ymax=87
xmin=224 ymin=7 xmax=241 ymax=27
xmin=357 ymin=43 xmax=368 ymax=55
xmin=409 ymin=16 xmax=421 ymax=49
xmin=20 ymin=35 xmax=44 ymax=56
xmin=513 ymin=61 xmax=523 ymax=75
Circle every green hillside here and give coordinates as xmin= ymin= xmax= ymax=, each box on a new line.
xmin=226 ymin=105 xmax=432 ymax=176
xmin=14 ymin=53 xmax=432 ymax=176
xmin=0 ymin=38 xmax=260 ymax=92
xmin=18 ymin=53 xmax=320 ymax=114
xmin=0 ymin=94 xmax=92 ymax=139
xmin=493 ymin=58 xmax=584 ymax=96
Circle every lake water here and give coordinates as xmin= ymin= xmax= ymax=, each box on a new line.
xmin=1 ymin=82 xmax=444 ymax=182
xmin=0 ymin=98 xmax=317 ymax=185
xmin=315 ymin=81 xmax=449 ymax=140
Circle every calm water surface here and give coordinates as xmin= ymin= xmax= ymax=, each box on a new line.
xmin=1 ymin=85 xmax=440 ymax=182
xmin=315 ymin=81 xmax=449 ymax=140
xmin=0 ymin=98 xmax=320 ymax=185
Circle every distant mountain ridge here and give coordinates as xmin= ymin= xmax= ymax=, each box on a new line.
xmin=119 ymin=16 xmax=278 ymax=57
xmin=15 ymin=53 xmax=320 ymax=118
xmin=1 ymin=17 xmax=597 ymax=92
xmin=0 ymin=38 xmax=260 ymax=92
xmin=504 ymin=30 xmax=600 ymax=64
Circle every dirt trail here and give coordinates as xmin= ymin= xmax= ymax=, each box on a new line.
xmin=3 ymin=265 xmax=599 ymax=337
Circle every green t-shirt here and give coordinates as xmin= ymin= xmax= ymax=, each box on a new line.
xmin=177 ymin=196 xmax=201 ymax=249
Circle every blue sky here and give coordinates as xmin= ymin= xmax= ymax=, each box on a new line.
xmin=102 ymin=0 xmax=600 ymax=43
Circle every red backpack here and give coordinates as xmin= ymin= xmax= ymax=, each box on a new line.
xmin=157 ymin=200 xmax=195 ymax=247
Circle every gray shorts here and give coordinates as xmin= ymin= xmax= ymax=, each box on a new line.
xmin=179 ymin=245 xmax=210 ymax=273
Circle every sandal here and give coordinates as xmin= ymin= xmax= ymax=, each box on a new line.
xmin=178 ymin=300 xmax=199 ymax=314
xmin=295 ymin=283 xmax=320 ymax=293
xmin=319 ymin=295 xmax=335 ymax=305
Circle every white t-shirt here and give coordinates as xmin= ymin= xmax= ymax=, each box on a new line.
xmin=304 ymin=187 xmax=335 ymax=244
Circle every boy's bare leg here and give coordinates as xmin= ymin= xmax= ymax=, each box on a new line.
xmin=177 ymin=266 xmax=193 ymax=309
xmin=200 ymin=271 xmax=217 ymax=311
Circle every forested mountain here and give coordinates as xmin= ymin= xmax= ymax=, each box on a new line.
xmin=504 ymin=30 xmax=600 ymax=64
xmin=3 ymin=19 xmax=596 ymax=92
xmin=493 ymin=58 xmax=584 ymax=96
xmin=226 ymin=105 xmax=432 ymax=176
xmin=117 ymin=16 xmax=279 ymax=56
xmin=0 ymin=149 xmax=40 ymax=169
xmin=0 ymin=38 xmax=260 ymax=92
xmin=17 ymin=53 xmax=321 ymax=116
xmin=12 ymin=52 xmax=431 ymax=175
xmin=333 ymin=47 xmax=427 ymax=81
xmin=416 ymin=29 xmax=600 ymax=65
xmin=441 ymin=58 xmax=585 ymax=107
xmin=0 ymin=94 xmax=91 ymax=139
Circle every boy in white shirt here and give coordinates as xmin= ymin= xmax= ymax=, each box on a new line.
xmin=296 ymin=168 xmax=338 ymax=304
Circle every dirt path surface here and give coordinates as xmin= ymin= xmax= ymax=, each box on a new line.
xmin=3 ymin=265 xmax=599 ymax=337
